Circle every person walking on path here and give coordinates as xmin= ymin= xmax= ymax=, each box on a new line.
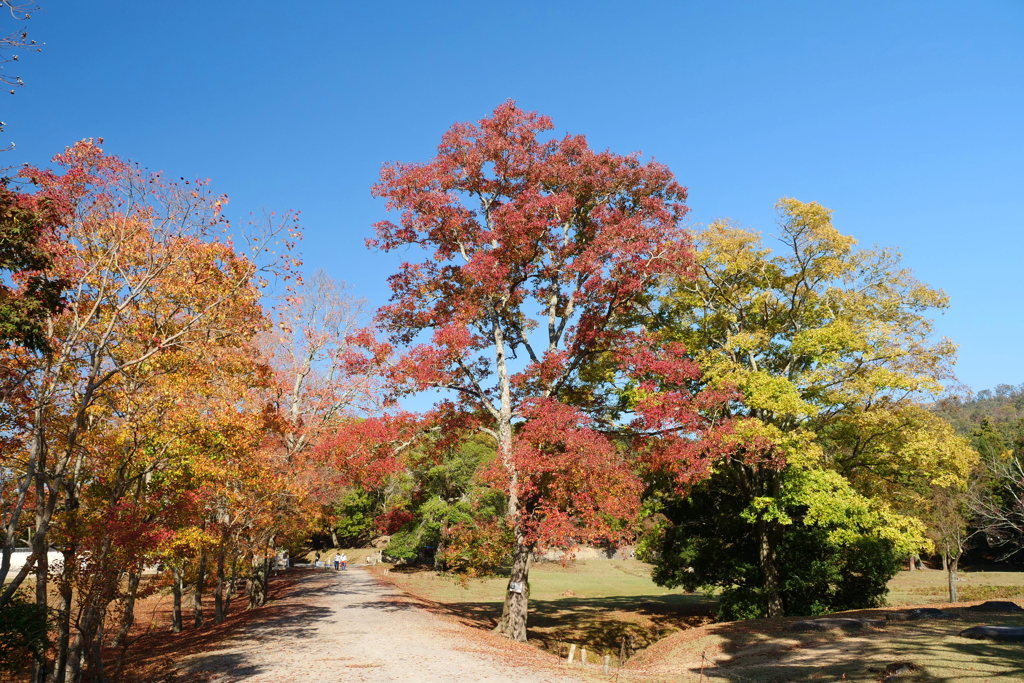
xmin=334 ymin=553 xmax=341 ymax=570
xmin=341 ymin=553 xmax=348 ymax=570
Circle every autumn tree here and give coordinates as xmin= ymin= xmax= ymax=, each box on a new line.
xmin=643 ymin=199 xmax=974 ymax=617
xmin=364 ymin=102 xmax=717 ymax=641
xmin=0 ymin=140 xmax=299 ymax=681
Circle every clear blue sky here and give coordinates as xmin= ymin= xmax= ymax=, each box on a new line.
xmin=6 ymin=1 xmax=1022 ymax=393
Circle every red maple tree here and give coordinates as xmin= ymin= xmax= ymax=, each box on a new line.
xmin=365 ymin=102 xmax=721 ymax=640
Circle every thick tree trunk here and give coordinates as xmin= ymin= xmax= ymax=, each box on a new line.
xmin=248 ymin=558 xmax=266 ymax=609
xmin=193 ymin=549 xmax=207 ymax=628
xmin=171 ymin=568 xmax=183 ymax=633
xmin=64 ymin=604 xmax=99 ymax=683
xmin=947 ymin=554 xmax=959 ymax=603
xmin=494 ymin=540 xmax=532 ymax=641
xmin=74 ymin=608 xmax=106 ymax=683
xmin=330 ymin=530 xmax=339 ymax=548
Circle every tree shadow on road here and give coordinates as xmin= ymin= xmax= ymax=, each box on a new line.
xmin=118 ymin=569 xmax=346 ymax=681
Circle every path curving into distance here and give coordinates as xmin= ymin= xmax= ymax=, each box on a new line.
xmin=176 ymin=566 xmax=579 ymax=682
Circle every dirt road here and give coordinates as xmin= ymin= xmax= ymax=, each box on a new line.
xmin=176 ymin=567 xmax=579 ymax=682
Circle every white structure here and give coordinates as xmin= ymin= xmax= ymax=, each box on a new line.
xmin=6 ymin=547 xmax=65 ymax=573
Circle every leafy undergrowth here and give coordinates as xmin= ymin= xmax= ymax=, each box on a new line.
xmin=371 ymin=559 xmax=716 ymax=666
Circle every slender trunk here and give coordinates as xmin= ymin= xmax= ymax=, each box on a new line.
xmin=261 ymin=555 xmax=273 ymax=604
xmin=224 ymin=557 xmax=238 ymax=617
xmin=53 ymin=546 xmax=76 ymax=683
xmin=193 ymin=549 xmax=207 ymax=628
xmin=214 ymin=545 xmax=226 ymax=624
xmin=947 ymin=554 xmax=959 ymax=603
xmin=757 ymin=517 xmax=784 ymax=618
xmin=32 ymin=454 xmax=51 ymax=683
xmin=330 ymin=530 xmax=339 ymax=548
xmin=113 ymin=569 xmax=142 ymax=647
xmin=171 ymin=567 xmax=183 ymax=633
xmin=0 ymin=407 xmax=44 ymax=607
xmin=941 ymin=553 xmax=947 ymax=572
xmin=756 ymin=468 xmax=784 ymax=618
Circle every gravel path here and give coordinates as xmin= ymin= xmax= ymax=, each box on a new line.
xmin=178 ymin=567 xmax=579 ymax=682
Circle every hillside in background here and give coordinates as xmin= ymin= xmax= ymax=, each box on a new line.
xmin=933 ymin=384 xmax=1024 ymax=459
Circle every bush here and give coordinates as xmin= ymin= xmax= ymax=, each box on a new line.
xmin=0 ymin=593 xmax=49 ymax=674
xmin=642 ymin=466 xmax=912 ymax=620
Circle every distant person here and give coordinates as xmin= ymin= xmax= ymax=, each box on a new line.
xmin=334 ymin=552 xmax=341 ymax=570
xmin=314 ymin=550 xmax=321 ymax=568
xmin=341 ymin=552 xmax=348 ymax=570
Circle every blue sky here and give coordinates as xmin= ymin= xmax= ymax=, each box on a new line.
xmin=5 ymin=1 xmax=1022 ymax=393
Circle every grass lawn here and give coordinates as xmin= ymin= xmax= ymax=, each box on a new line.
xmin=370 ymin=558 xmax=1024 ymax=680
xmin=371 ymin=558 xmax=713 ymax=663
xmin=887 ymin=566 xmax=1024 ymax=605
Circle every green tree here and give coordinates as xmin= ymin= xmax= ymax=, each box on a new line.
xmin=330 ymin=489 xmax=380 ymax=548
xmin=384 ymin=434 xmax=505 ymax=569
xmin=0 ymin=183 xmax=65 ymax=352
xmin=644 ymin=467 xmax=922 ymax=619
xmin=646 ymin=199 xmax=971 ymax=617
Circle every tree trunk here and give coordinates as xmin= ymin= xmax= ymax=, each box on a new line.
xmin=31 ymin=476 xmax=52 ymax=683
xmin=224 ymin=557 xmax=238 ymax=618
xmin=947 ymin=554 xmax=959 ymax=603
xmin=171 ymin=567 xmax=183 ymax=633
xmin=330 ymin=529 xmax=339 ymax=548
xmin=941 ymin=553 xmax=948 ymax=572
xmin=113 ymin=569 xmax=143 ymax=647
xmin=494 ymin=540 xmax=532 ymax=641
xmin=193 ymin=549 xmax=207 ymax=628
xmin=214 ymin=545 xmax=227 ymax=624
xmin=80 ymin=610 xmax=106 ymax=679
xmin=248 ymin=557 xmax=266 ymax=609
xmin=757 ymin=517 xmax=784 ymax=618
xmin=52 ymin=547 xmax=76 ymax=683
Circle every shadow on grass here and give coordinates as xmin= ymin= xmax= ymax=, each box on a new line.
xmin=396 ymin=588 xmax=714 ymax=659
xmin=690 ymin=609 xmax=1024 ymax=682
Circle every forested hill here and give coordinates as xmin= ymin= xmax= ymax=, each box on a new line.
xmin=933 ymin=384 xmax=1024 ymax=458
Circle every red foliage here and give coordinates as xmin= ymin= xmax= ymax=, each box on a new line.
xmin=375 ymin=507 xmax=414 ymax=535
xmin=355 ymin=101 xmax=727 ymax=556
